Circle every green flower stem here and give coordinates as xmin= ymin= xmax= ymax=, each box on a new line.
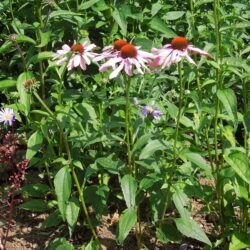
xmin=33 ymin=92 xmax=102 ymax=249
xmin=125 ymin=75 xmax=133 ymax=173
xmin=213 ymin=0 xmax=225 ymax=234
xmin=189 ymin=0 xmax=202 ymax=99
xmin=242 ymin=78 xmax=249 ymax=232
xmin=161 ymin=62 xmax=184 ymax=222
xmin=124 ymin=75 xmax=141 ymax=249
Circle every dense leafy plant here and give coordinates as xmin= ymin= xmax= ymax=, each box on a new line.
xmin=0 ymin=0 xmax=250 ymax=249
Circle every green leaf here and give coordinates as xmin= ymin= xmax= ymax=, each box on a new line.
xmin=79 ymin=0 xmax=100 ymax=9
xmin=229 ymin=233 xmax=250 ymax=250
xmin=151 ymin=2 xmax=163 ymax=17
xmin=49 ymin=10 xmax=83 ymax=19
xmin=173 ymin=190 xmax=211 ymax=246
xmin=96 ymin=157 xmax=123 ymax=174
xmin=172 ymin=190 xmax=190 ymax=219
xmin=182 ymin=152 xmax=212 ymax=175
xmin=243 ymin=112 xmax=250 ymax=135
xmin=18 ymin=199 xmax=49 ymax=212
xmin=149 ymin=17 xmax=177 ymax=37
xmin=120 ymin=175 xmax=137 ymax=209
xmin=156 ymin=224 xmax=182 ymax=244
xmin=175 ymin=216 xmax=212 ymax=246
xmin=66 ymin=198 xmax=80 ymax=236
xmin=49 ymin=237 xmax=74 ymax=250
xmin=163 ymin=11 xmax=185 ymax=20
xmin=17 ymin=71 xmax=32 ymax=115
xmin=117 ymin=208 xmax=137 ymax=245
xmin=54 ymin=166 xmax=72 ymax=221
xmin=0 ymin=41 xmax=13 ymax=54
xmin=30 ymin=51 xmax=55 ymax=64
xmin=74 ymin=102 xmax=97 ymax=124
xmin=217 ymin=88 xmax=238 ymax=127
xmin=84 ymin=185 xmax=109 ymax=215
xmin=134 ymin=38 xmax=153 ymax=51
xmin=26 ymin=131 xmax=43 ymax=160
xmin=21 ymin=183 xmax=50 ymax=198
xmin=224 ymin=151 xmax=250 ymax=185
xmin=0 ymin=79 xmax=16 ymax=90
xmin=37 ymin=30 xmax=51 ymax=47
xmin=16 ymin=34 xmax=36 ymax=45
xmin=139 ymin=139 xmax=167 ymax=159
xmin=42 ymin=210 xmax=63 ymax=229
xmin=85 ymin=240 xmax=99 ymax=250
xmin=112 ymin=8 xmax=127 ymax=36
xmin=132 ymin=133 xmax=152 ymax=155
xmin=194 ymin=0 xmax=213 ymax=8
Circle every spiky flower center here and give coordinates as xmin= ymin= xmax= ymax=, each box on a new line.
xmin=5 ymin=113 xmax=11 ymax=119
xmin=120 ymin=44 xmax=137 ymax=59
xmin=171 ymin=36 xmax=189 ymax=50
xmin=148 ymin=107 xmax=154 ymax=113
xmin=71 ymin=43 xmax=84 ymax=53
xmin=114 ymin=40 xmax=127 ymax=51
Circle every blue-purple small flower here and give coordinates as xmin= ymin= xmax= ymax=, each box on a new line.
xmin=0 ymin=108 xmax=15 ymax=126
xmin=140 ymin=105 xmax=163 ymax=120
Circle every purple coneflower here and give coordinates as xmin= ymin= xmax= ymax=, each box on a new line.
xmin=53 ymin=41 xmax=96 ymax=71
xmin=151 ymin=36 xmax=211 ymax=69
xmin=94 ymin=39 xmax=128 ymax=62
xmin=0 ymin=108 xmax=15 ymax=126
xmin=99 ymin=43 xmax=154 ymax=79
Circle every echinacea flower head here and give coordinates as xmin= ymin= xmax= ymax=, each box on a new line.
xmin=53 ymin=41 xmax=96 ymax=71
xmin=151 ymin=36 xmax=211 ymax=69
xmin=99 ymin=43 xmax=154 ymax=79
xmin=140 ymin=105 xmax=163 ymax=120
xmin=0 ymin=108 xmax=15 ymax=126
xmin=94 ymin=39 xmax=127 ymax=62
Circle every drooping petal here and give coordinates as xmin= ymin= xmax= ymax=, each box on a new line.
xmin=83 ymin=54 xmax=91 ymax=65
xmin=188 ymin=46 xmax=211 ymax=57
xmin=99 ymin=57 xmax=122 ymax=72
xmin=109 ymin=60 xmax=125 ymax=79
xmin=124 ymin=59 xmax=133 ymax=76
xmin=85 ymin=43 xmax=96 ymax=51
xmin=62 ymin=44 xmax=71 ymax=51
xmin=73 ymin=54 xmax=81 ymax=67
xmin=56 ymin=57 xmax=68 ymax=65
xmin=67 ymin=58 xmax=74 ymax=70
xmin=132 ymin=58 xmax=144 ymax=74
xmin=185 ymin=53 xmax=196 ymax=66
xmin=80 ymin=57 xmax=87 ymax=70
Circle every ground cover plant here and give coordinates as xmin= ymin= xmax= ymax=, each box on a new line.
xmin=0 ymin=0 xmax=250 ymax=249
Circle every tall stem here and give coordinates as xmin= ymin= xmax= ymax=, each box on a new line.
xmin=160 ymin=62 xmax=184 ymax=222
xmin=213 ymin=0 xmax=225 ymax=234
xmin=33 ymin=92 xmax=102 ymax=249
xmin=125 ymin=76 xmax=132 ymax=173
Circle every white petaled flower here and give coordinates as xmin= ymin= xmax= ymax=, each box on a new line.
xmin=99 ymin=44 xmax=154 ymax=79
xmin=53 ymin=41 xmax=97 ymax=71
xmin=94 ymin=39 xmax=128 ymax=62
xmin=0 ymin=108 xmax=15 ymax=126
xmin=151 ymin=36 xmax=211 ymax=69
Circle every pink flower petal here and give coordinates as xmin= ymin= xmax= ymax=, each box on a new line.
xmin=80 ymin=57 xmax=87 ymax=70
xmin=188 ymin=46 xmax=211 ymax=57
xmin=62 ymin=44 xmax=71 ymax=51
xmin=109 ymin=61 xmax=125 ymax=79
xmin=124 ymin=59 xmax=132 ymax=76
xmin=73 ymin=55 xmax=81 ymax=67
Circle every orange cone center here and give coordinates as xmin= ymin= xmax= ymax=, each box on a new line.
xmin=120 ymin=44 xmax=137 ymax=59
xmin=71 ymin=43 xmax=84 ymax=53
xmin=171 ymin=37 xmax=189 ymax=50
xmin=113 ymin=40 xmax=127 ymax=51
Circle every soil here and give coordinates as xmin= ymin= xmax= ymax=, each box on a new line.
xmin=0 ymin=197 xmax=215 ymax=250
